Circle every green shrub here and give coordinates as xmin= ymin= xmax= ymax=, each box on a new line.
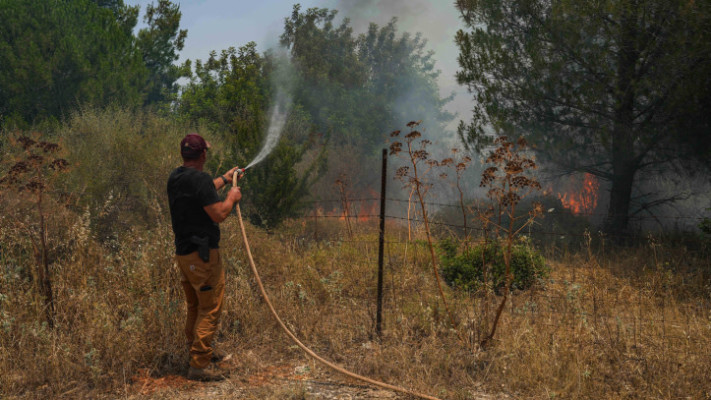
xmin=700 ymin=210 xmax=711 ymax=236
xmin=438 ymin=237 xmax=549 ymax=293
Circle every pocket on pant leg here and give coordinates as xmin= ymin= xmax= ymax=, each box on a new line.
xmin=196 ymin=281 xmax=224 ymax=328
xmin=195 ymin=250 xmax=224 ymax=314
xmin=196 ymin=283 xmax=220 ymax=311
xmin=177 ymin=252 xmax=210 ymax=285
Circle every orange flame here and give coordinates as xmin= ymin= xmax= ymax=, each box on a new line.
xmin=557 ymin=173 xmax=599 ymax=215
xmin=312 ymin=188 xmax=380 ymax=222
xmin=356 ymin=188 xmax=379 ymax=222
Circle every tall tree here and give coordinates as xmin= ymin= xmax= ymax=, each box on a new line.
xmin=178 ymin=43 xmax=324 ymax=228
xmin=280 ymin=6 xmax=368 ymax=147
xmin=0 ymin=0 xmax=147 ymax=124
xmin=136 ymin=0 xmax=189 ymax=105
xmin=358 ymin=19 xmax=454 ymax=141
xmin=280 ymin=5 xmax=453 ymax=152
xmin=455 ymin=0 xmax=711 ymax=233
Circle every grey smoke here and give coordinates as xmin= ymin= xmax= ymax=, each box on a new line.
xmin=317 ymin=0 xmax=470 ymax=135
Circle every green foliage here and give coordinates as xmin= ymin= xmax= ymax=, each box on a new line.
xmin=0 ymin=0 xmax=148 ymax=124
xmin=455 ymin=0 xmax=711 ymax=233
xmin=438 ymin=238 xmax=549 ymax=293
xmin=178 ymin=43 xmax=324 ymax=229
xmin=179 ymin=43 xmax=269 ymax=141
xmin=281 ymin=4 xmax=453 ymax=152
xmin=244 ymin=139 xmax=311 ymax=228
xmin=700 ymin=210 xmax=711 ymax=236
xmin=0 ymin=0 xmax=189 ymax=125
xmin=136 ymin=0 xmax=189 ymax=105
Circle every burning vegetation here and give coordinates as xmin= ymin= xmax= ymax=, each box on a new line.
xmin=557 ymin=173 xmax=600 ymax=215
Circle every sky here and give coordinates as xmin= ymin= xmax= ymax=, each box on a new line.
xmin=126 ymin=0 xmax=472 ymax=133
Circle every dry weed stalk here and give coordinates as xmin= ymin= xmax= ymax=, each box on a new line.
xmin=334 ymin=173 xmax=354 ymax=239
xmin=477 ymin=135 xmax=542 ymax=347
xmin=407 ymin=185 xmax=415 ymax=241
xmin=439 ymin=148 xmax=472 ymax=245
xmin=390 ymin=121 xmax=461 ymax=335
xmin=0 ymin=134 xmax=69 ymax=329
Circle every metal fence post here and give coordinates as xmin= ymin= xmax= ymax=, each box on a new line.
xmin=376 ymin=148 xmax=387 ymax=337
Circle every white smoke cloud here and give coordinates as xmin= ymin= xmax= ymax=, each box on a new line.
xmin=316 ymin=0 xmax=472 ymax=136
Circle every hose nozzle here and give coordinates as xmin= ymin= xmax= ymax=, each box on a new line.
xmin=232 ymin=168 xmax=246 ymax=186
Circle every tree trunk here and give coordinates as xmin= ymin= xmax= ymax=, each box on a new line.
xmin=605 ymin=157 xmax=635 ymax=235
xmin=605 ymin=2 xmax=639 ymax=236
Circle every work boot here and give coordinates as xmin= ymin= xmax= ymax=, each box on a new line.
xmin=187 ymin=363 xmax=230 ymax=382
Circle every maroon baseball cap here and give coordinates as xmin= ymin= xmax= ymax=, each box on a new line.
xmin=180 ymin=133 xmax=211 ymax=159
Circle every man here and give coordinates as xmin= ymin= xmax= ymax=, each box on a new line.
xmin=167 ymin=133 xmax=242 ymax=381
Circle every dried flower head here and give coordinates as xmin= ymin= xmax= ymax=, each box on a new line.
xmin=395 ymin=166 xmax=410 ymax=179
xmin=27 ymin=154 xmax=44 ymax=166
xmin=480 ymin=167 xmax=498 ymax=187
xmin=23 ymin=179 xmax=44 ymax=193
xmin=18 ymin=136 xmax=36 ymax=150
xmin=405 ymin=130 xmax=422 ymax=139
xmin=413 ymin=150 xmax=428 ymax=160
xmin=9 ymin=161 xmax=29 ymax=175
xmin=504 ymin=161 xmax=523 ymax=175
xmin=38 ymin=141 xmax=60 ymax=153
xmin=531 ymin=201 xmax=544 ymax=216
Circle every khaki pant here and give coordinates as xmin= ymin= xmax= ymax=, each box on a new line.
xmin=175 ymin=249 xmax=225 ymax=369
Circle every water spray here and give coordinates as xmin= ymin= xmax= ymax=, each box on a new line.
xmin=242 ymin=93 xmax=290 ymax=172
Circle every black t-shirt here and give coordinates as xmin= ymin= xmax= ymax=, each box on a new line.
xmin=167 ymin=166 xmax=221 ymax=255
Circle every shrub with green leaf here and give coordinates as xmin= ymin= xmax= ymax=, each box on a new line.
xmin=700 ymin=209 xmax=711 ymax=236
xmin=439 ymin=237 xmax=549 ymax=293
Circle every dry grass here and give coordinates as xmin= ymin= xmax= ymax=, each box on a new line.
xmin=1 ymin=112 xmax=709 ymax=399
xmin=2 ymin=205 xmax=709 ymax=399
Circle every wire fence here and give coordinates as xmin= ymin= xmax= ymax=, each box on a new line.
xmin=295 ymin=196 xmax=709 ymax=242
xmin=304 ymin=196 xmax=708 ymax=221
xmin=270 ymin=195 xmax=711 ymax=351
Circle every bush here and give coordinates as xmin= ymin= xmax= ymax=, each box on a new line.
xmin=56 ymin=107 xmax=187 ymax=243
xmin=700 ymin=210 xmax=711 ymax=236
xmin=438 ymin=237 xmax=549 ymax=293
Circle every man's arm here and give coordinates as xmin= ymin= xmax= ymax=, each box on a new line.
xmin=204 ymin=186 xmax=242 ymax=223
xmin=213 ymin=166 xmax=243 ymax=190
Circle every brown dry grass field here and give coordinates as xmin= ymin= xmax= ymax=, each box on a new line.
xmin=1 ymin=205 xmax=710 ymax=399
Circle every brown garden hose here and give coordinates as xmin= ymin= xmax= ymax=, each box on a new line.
xmin=232 ymin=173 xmax=442 ymax=400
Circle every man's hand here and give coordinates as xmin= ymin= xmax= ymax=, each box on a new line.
xmin=214 ymin=166 xmax=245 ymax=190
xmin=223 ymin=166 xmax=244 ymax=183
xmin=227 ymin=186 xmax=242 ymax=203
xmin=204 ymin=186 xmax=242 ymax=223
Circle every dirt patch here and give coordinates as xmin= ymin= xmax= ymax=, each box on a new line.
xmin=131 ymin=368 xmax=199 ymax=396
xmin=246 ymin=363 xmax=311 ymax=387
xmin=126 ymin=361 xmax=412 ymax=399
